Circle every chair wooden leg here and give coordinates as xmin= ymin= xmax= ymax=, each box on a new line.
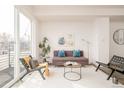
xmin=38 ymin=69 xmax=45 ymax=80
xmin=20 ymin=72 xmax=28 ymax=80
xmin=96 ymin=64 xmax=100 ymax=71
xmin=107 ymin=69 xmax=115 ymax=80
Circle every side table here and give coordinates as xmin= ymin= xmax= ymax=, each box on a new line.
xmin=64 ymin=61 xmax=82 ymax=81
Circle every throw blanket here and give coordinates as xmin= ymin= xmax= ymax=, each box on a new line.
xmin=39 ymin=62 xmax=49 ymax=77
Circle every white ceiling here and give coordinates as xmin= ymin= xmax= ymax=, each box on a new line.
xmin=34 ymin=15 xmax=100 ymax=21
xmin=19 ymin=5 xmax=124 ymax=21
xmin=29 ymin=5 xmax=124 ymax=10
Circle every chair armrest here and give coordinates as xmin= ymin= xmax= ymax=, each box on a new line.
xmin=96 ymin=61 xmax=108 ymax=67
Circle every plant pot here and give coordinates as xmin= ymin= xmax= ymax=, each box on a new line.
xmin=43 ymin=58 xmax=47 ymax=62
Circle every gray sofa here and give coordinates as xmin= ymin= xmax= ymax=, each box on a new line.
xmin=52 ymin=50 xmax=88 ymax=66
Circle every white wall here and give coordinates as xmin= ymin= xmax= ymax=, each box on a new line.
xmin=110 ymin=20 xmax=124 ymax=58
xmin=39 ymin=20 xmax=95 ymax=63
xmin=38 ymin=18 xmax=110 ymax=64
xmin=93 ymin=17 xmax=110 ymax=64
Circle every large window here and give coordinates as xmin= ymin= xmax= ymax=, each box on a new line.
xmin=19 ymin=12 xmax=32 ymax=72
xmin=0 ymin=6 xmax=33 ymax=87
xmin=0 ymin=22 xmax=14 ymax=88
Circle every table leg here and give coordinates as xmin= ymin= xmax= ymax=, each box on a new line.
xmin=71 ymin=67 xmax=72 ymax=72
xmin=64 ymin=67 xmax=65 ymax=73
xmin=80 ymin=67 xmax=81 ymax=78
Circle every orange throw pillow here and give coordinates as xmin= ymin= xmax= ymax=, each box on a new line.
xmin=23 ymin=56 xmax=31 ymax=68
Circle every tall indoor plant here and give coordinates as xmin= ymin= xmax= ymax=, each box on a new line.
xmin=39 ymin=37 xmax=51 ymax=62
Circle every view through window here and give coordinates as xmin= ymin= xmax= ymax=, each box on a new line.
xmin=19 ymin=12 xmax=32 ymax=72
xmin=0 ymin=9 xmax=32 ymax=87
xmin=0 ymin=21 xmax=14 ymax=88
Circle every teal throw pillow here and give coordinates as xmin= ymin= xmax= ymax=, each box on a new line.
xmin=73 ymin=50 xmax=80 ymax=57
xmin=58 ymin=50 xmax=65 ymax=57
xmin=73 ymin=50 xmax=77 ymax=57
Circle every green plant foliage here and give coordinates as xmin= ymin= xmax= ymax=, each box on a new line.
xmin=39 ymin=37 xmax=51 ymax=57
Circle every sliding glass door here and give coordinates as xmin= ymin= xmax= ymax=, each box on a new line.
xmin=19 ymin=12 xmax=32 ymax=73
xmin=0 ymin=7 xmax=33 ymax=87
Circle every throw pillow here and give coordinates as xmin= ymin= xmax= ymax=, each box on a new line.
xmin=23 ymin=56 xmax=32 ymax=68
xmin=73 ymin=50 xmax=77 ymax=57
xmin=58 ymin=50 xmax=65 ymax=57
xmin=76 ymin=50 xmax=80 ymax=57
xmin=73 ymin=50 xmax=80 ymax=57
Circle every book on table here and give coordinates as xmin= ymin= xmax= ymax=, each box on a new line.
xmin=65 ymin=61 xmax=78 ymax=66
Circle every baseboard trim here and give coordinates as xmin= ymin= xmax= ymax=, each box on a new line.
xmin=89 ymin=63 xmax=97 ymax=67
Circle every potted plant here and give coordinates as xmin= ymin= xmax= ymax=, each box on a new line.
xmin=39 ymin=37 xmax=51 ymax=62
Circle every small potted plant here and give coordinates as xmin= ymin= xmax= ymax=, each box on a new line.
xmin=39 ymin=37 xmax=51 ymax=62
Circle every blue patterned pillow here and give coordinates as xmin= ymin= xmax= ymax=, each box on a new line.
xmin=73 ymin=50 xmax=80 ymax=57
xmin=58 ymin=50 xmax=65 ymax=57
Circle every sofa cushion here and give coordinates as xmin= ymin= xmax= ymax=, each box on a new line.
xmin=54 ymin=50 xmax=84 ymax=57
xmin=65 ymin=51 xmax=73 ymax=57
xmin=53 ymin=57 xmax=88 ymax=62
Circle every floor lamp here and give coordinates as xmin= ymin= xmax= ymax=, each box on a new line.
xmin=81 ymin=39 xmax=90 ymax=62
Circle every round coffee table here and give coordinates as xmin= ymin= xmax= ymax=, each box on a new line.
xmin=64 ymin=61 xmax=82 ymax=81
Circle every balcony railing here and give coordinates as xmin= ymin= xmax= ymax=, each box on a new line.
xmin=0 ymin=52 xmax=31 ymax=71
xmin=0 ymin=51 xmax=31 ymax=87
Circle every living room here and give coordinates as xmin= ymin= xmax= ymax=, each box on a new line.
xmin=0 ymin=3 xmax=124 ymax=89
xmin=12 ymin=5 xmax=124 ymax=87
xmin=18 ymin=5 xmax=124 ymax=65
